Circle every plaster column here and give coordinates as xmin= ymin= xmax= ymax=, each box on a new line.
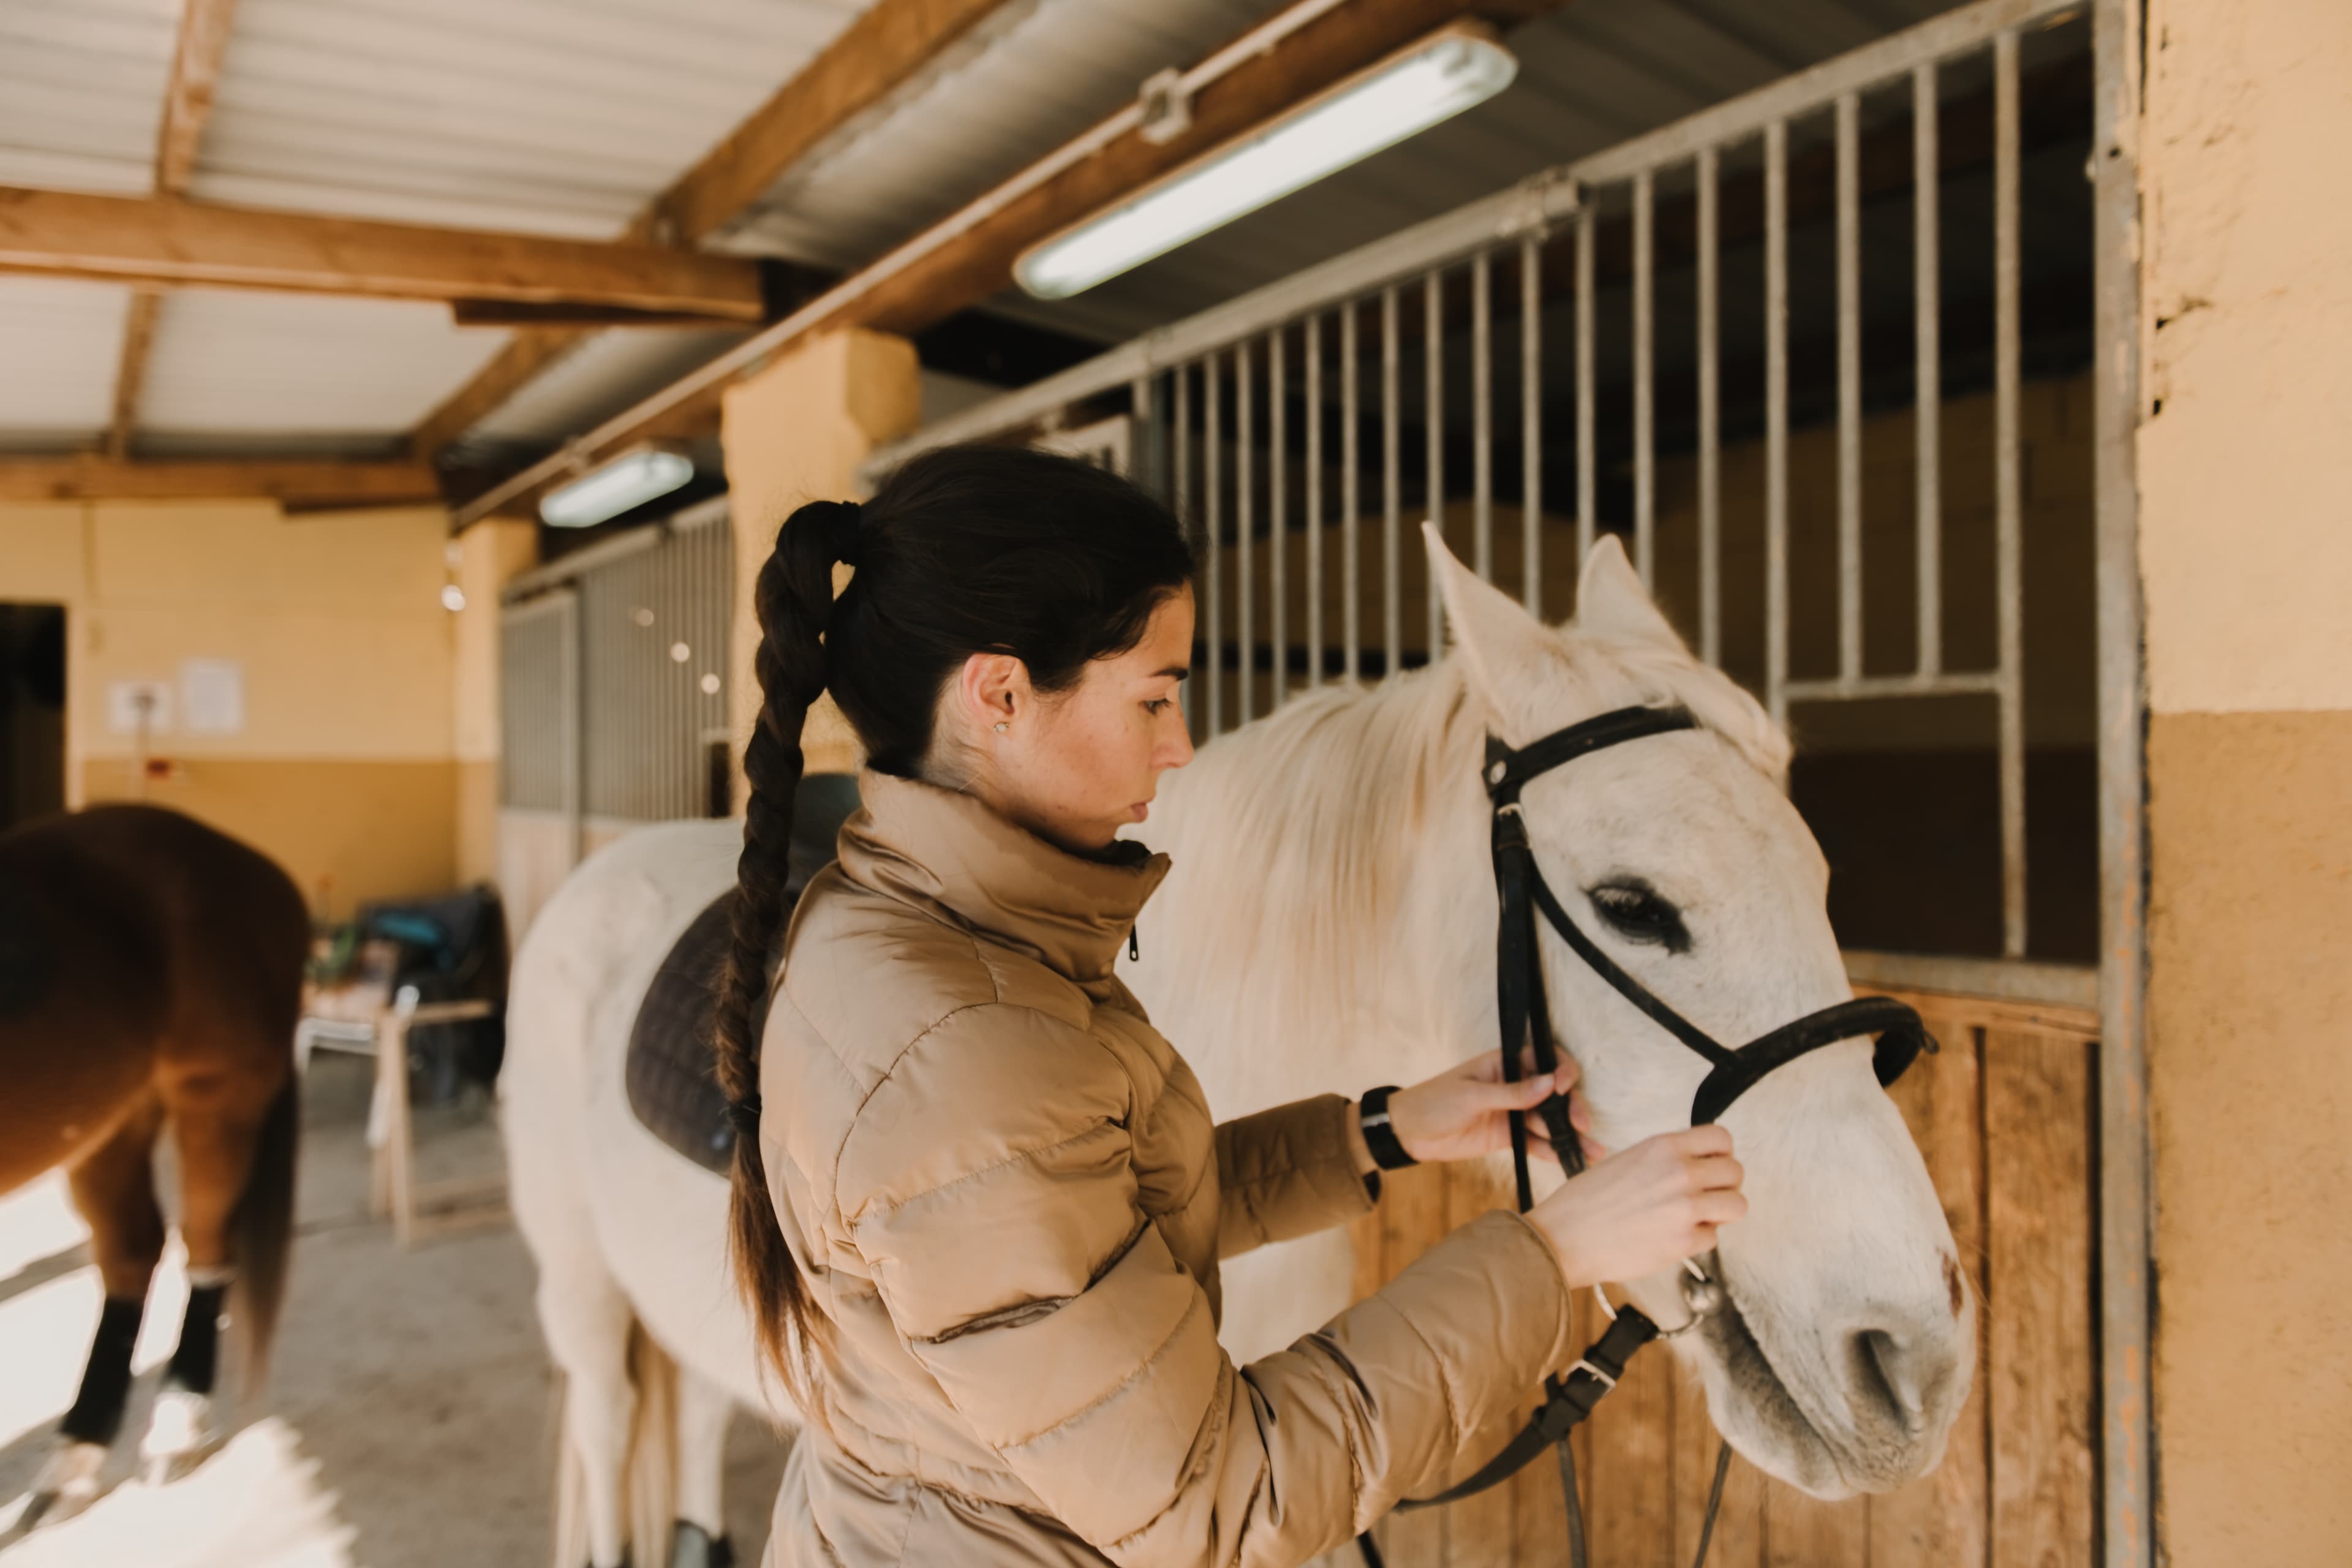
xmin=719 ymin=328 xmax=920 ymax=796
xmin=450 ymin=516 xmax=538 ymax=890
xmin=2136 ymin=2 xmax=2352 ymax=1558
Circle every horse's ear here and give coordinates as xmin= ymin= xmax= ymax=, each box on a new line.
xmin=1424 ymin=522 xmax=1558 ymax=717
xmin=1575 ymin=535 xmax=1690 ymax=655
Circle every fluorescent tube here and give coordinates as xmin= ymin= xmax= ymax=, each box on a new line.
xmin=540 ymin=445 xmax=695 ymax=528
xmin=1017 ymin=28 xmax=1517 ymax=300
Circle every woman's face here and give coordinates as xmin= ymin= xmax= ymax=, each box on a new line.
xmin=958 ymin=586 xmax=1197 ymax=853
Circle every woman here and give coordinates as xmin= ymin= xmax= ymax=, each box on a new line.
xmin=712 ymin=444 xmax=1745 ymax=1567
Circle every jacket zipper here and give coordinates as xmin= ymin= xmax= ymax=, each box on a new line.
xmin=1128 ymin=926 xmax=1140 ymax=962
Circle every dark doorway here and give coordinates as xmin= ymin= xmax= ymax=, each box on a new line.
xmin=0 ymin=603 xmax=67 ymax=831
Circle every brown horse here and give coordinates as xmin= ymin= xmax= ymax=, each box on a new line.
xmin=0 ymin=802 xmax=306 ymax=1523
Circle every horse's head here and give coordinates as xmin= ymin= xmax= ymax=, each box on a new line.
xmin=1431 ymin=530 xmax=1973 ymax=1498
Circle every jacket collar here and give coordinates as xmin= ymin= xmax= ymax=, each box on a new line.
xmin=837 ymin=767 xmax=1169 ymax=983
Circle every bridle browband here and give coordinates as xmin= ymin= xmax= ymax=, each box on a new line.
xmin=1361 ymin=704 xmax=1936 ymax=1568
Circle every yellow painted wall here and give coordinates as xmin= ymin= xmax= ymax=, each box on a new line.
xmin=720 ymin=328 xmax=921 ymax=782
xmin=2137 ymin=0 xmax=2352 ymax=1559
xmin=1 ymin=497 xmax=462 ymax=917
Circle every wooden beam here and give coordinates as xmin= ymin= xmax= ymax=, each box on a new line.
xmin=410 ymin=0 xmax=1027 ymax=461
xmin=646 ymin=0 xmax=1027 ymax=244
xmin=106 ymin=290 xmax=163 ymax=459
xmin=0 ymin=187 xmax=766 ymax=319
xmin=0 ymin=454 xmax=442 ymax=507
xmin=156 ymin=0 xmax=241 ymax=194
xmin=453 ymin=0 xmax=1574 ymax=522
xmin=108 ymin=0 xmax=245 ymax=459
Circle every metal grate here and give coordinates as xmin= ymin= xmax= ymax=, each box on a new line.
xmin=867 ymin=0 xmax=2094 ymax=963
xmin=498 ymin=591 xmax=576 ymax=816
xmin=500 ymin=502 xmax=733 ymax=827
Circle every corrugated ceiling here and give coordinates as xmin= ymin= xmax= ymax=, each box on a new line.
xmin=0 ymin=0 xmax=1985 ymax=461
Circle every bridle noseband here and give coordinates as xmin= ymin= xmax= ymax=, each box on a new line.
xmin=1365 ymin=704 xmax=1936 ymax=1568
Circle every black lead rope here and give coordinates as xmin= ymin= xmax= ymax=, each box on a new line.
xmin=1357 ymin=705 xmax=1939 ymax=1568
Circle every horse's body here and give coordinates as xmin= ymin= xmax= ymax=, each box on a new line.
xmin=504 ymin=538 xmax=1973 ymax=1568
xmin=0 ymin=804 xmax=306 ymax=1523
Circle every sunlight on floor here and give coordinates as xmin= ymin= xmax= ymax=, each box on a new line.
xmin=0 ymin=1175 xmax=190 ymax=1453
xmin=0 ymin=1419 xmax=353 ymax=1568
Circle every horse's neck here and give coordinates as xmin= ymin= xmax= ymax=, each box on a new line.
xmin=1139 ymin=664 xmax=1495 ymax=1115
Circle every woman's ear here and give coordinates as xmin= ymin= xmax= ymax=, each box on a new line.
xmin=953 ymin=650 xmax=1029 ymax=729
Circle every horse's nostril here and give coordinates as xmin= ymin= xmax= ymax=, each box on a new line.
xmin=1858 ymin=1327 xmax=1928 ymax=1438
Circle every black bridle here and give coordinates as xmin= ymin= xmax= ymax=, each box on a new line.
xmin=1361 ymin=705 xmax=1936 ymax=1568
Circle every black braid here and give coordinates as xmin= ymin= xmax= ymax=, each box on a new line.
xmin=712 ymin=497 xmax=857 ymax=1395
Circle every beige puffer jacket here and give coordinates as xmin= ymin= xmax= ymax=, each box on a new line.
xmin=756 ymin=768 xmax=1580 ymax=1567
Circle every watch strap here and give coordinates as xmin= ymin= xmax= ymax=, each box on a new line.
xmin=1359 ymin=1084 xmax=1418 ymax=1171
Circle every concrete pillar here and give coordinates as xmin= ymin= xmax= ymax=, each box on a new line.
xmin=718 ymin=328 xmax=920 ymax=792
xmin=450 ymin=517 xmax=538 ymax=890
xmin=2137 ymin=2 xmax=2352 ymax=1557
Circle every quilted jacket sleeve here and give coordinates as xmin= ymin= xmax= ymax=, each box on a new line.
xmin=1214 ymin=1095 xmax=1379 ymax=1259
xmin=834 ymin=1003 xmax=1578 ymax=1568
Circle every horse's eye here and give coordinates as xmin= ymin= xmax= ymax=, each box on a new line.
xmin=1587 ymin=880 xmax=1691 ymax=954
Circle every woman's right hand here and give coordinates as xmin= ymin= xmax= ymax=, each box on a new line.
xmin=1525 ymin=1125 xmax=1746 ymax=1289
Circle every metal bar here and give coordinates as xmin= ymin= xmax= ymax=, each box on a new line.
xmin=859 ymin=0 xmax=2078 ymax=485
xmin=654 ymin=540 xmax=673 ymax=818
xmin=1271 ymin=333 xmax=1287 ymax=710
xmin=1782 ymin=671 xmax=2002 ymax=701
xmin=1131 ymin=373 xmax=1156 ymax=499
xmin=1205 ymin=350 xmax=1224 ymax=737
xmin=1343 ymin=298 xmax=1362 ymax=681
xmin=1174 ymin=361 xmax=1192 ymax=520
xmin=1994 ymin=28 xmax=2024 ymax=959
xmin=1425 ymin=270 xmax=1445 ymax=652
xmin=1472 ymin=249 xmax=1493 ymax=583
xmin=1765 ymin=119 xmax=1789 ymax=728
xmin=2003 ymin=31 xmax=2022 ymax=963
xmin=1174 ymin=361 xmax=1196 ymax=742
xmin=1238 ymin=336 xmax=1255 ymax=726
xmin=1697 ymin=144 xmax=1721 ymax=666
xmin=1837 ymin=91 xmax=1863 ymax=683
xmin=1521 ymin=233 xmax=1542 ymax=616
xmin=1634 ymin=165 xmax=1654 ymax=587
xmin=1383 ymin=285 xmax=1402 ymax=669
xmin=1306 ymin=314 xmax=1323 ymax=690
xmin=2090 ymin=0 xmax=2152 ymax=1559
xmin=1914 ymin=63 xmax=1943 ymax=677
xmin=1575 ymin=205 xmax=1595 ymax=564
xmin=1843 ymin=949 xmax=2098 ymax=1011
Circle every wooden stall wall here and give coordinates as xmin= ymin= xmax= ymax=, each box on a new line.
xmin=1348 ymin=982 xmax=2096 ymax=1567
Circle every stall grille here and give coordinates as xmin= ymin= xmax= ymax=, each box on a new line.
xmin=872 ymin=0 xmax=2097 ymax=969
xmin=499 ymin=499 xmax=734 ymax=851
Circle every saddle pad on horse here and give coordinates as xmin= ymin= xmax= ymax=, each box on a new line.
xmin=625 ymin=774 xmax=862 ymax=1174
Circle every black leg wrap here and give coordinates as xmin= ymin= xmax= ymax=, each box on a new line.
xmin=167 ymin=1281 xmax=228 ymax=1395
xmin=61 ymin=1295 xmax=148 ymax=1445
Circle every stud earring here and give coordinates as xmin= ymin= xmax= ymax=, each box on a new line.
xmin=993 ymin=721 xmax=1008 ymax=733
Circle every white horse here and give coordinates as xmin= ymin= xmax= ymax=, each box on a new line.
xmin=502 ymin=534 xmax=1973 ymax=1567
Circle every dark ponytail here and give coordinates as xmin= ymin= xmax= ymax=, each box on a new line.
xmin=710 ymin=443 xmax=1194 ymax=1393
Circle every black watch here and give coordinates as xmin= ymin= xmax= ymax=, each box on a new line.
xmin=1359 ymin=1085 xmax=1418 ymax=1171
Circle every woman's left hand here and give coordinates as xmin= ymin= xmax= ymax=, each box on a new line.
xmin=1387 ymin=1049 xmax=1599 ymax=1166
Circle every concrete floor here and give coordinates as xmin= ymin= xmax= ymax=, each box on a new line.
xmin=0 ymin=1055 xmax=787 ymax=1567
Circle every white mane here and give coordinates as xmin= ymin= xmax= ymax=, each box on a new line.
xmin=1131 ymin=620 xmax=1791 ymax=1114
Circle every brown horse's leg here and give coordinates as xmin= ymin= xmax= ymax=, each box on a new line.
xmin=156 ymin=1065 xmax=279 ymax=1398
xmin=57 ymin=1094 xmax=167 ymax=1448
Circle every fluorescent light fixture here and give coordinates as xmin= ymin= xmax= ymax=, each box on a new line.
xmin=540 ymin=444 xmax=694 ymax=528
xmin=1017 ymin=26 xmax=1517 ymax=300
